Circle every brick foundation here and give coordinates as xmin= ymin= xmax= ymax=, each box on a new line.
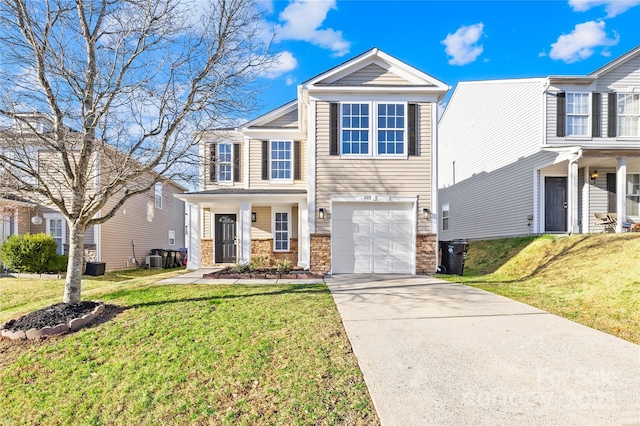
xmin=416 ymin=234 xmax=437 ymax=274
xmin=310 ymin=234 xmax=331 ymax=273
xmin=201 ymin=239 xmax=213 ymax=267
xmin=250 ymin=238 xmax=298 ymax=265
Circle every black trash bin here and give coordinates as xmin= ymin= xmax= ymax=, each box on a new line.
xmin=85 ymin=262 xmax=106 ymax=276
xmin=439 ymin=240 xmax=469 ymax=276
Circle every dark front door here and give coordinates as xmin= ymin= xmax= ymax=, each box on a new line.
xmin=215 ymin=214 xmax=236 ymax=263
xmin=545 ymin=177 xmax=567 ymax=232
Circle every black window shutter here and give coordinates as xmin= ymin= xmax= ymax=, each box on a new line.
xmin=607 ymin=173 xmax=617 ymax=213
xmin=329 ymin=103 xmax=339 ymax=155
xmin=294 ymin=140 xmax=301 ymax=180
xmin=592 ymin=93 xmax=601 ymax=137
xmin=556 ymin=92 xmax=566 ymax=137
xmin=261 ymin=140 xmax=269 ymax=180
xmin=209 ymin=143 xmax=216 ymax=182
xmin=233 ymin=143 xmax=240 ymax=182
xmin=607 ymin=93 xmax=617 ymax=137
xmin=408 ymin=103 xmax=417 ymax=156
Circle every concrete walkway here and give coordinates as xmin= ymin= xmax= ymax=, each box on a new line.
xmin=155 ymin=268 xmax=324 ymax=285
xmin=326 ymin=274 xmax=640 ymax=426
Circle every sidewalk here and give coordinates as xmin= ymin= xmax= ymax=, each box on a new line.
xmin=326 ymin=274 xmax=640 ymax=426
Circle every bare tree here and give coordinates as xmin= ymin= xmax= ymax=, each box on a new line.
xmin=0 ymin=0 xmax=274 ymax=303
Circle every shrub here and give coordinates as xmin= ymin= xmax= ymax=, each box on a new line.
xmin=0 ymin=233 xmax=60 ymax=274
xmin=275 ymin=258 xmax=293 ymax=274
xmin=250 ymin=255 xmax=272 ymax=269
xmin=47 ymin=254 xmax=69 ymax=273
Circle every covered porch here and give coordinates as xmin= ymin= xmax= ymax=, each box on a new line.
xmin=536 ymin=149 xmax=640 ymax=234
xmin=177 ymin=189 xmax=309 ymax=270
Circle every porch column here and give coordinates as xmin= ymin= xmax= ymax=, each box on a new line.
xmin=616 ymin=157 xmax=627 ymax=233
xmin=239 ymin=202 xmax=252 ymax=265
xmin=298 ymin=200 xmax=310 ymax=269
xmin=567 ymin=158 xmax=580 ymax=234
xmin=186 ymin=202 xmax=201 ymax=270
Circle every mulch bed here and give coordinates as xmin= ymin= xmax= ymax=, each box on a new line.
xmin=204 ymin=267 xmax=324 ymax=280
xmin=2 ymin=301 xmax=99 ymax=332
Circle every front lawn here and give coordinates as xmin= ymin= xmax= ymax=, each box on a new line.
xmin=0 ymin=272 xmax=377 ymax=425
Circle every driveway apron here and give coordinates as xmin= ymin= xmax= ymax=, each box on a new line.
xmin=326 ymin=275 xmax=640 ymax=426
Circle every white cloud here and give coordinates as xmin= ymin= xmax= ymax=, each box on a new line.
xmin=441 ymin=23 xmax=484 ymax=66
xmin=568 ymin=0 xmax=640 ymax=17
xmin=261 ymin=51 xmax=298 ymax=79
xmin=285 ymin=76 xmax=296 ymax=86
xmin=275 ymin=0 xmax=350 ymax=57
xmin=549 ymin=20 xmax=619 ymax=63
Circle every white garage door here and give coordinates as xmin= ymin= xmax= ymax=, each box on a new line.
xmin=331 ymin=202 xmax=415 ymax=274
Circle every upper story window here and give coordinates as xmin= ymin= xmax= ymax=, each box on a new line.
xmin=154 ymin=182 xmax=162 ymax=209
xmin=618 ymin=93 xmax=639 ymax=137
xmin=270 ymin=140 xmax=292 ymax=181
xmin=218 ymin=143 xmax=233 ymax=182
xmin=566 ymin=93 xmax=589 ymax=137
xmin=442 ymin=203 xmax=450 ymax=231
xmin=339 ymin=102 xmax=407 ymax=156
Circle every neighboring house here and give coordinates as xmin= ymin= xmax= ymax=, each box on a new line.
xmin=0 ymin=117 xmax=186 ymax=272
xmin=178 ymin=48 xmax=449 ymax=274
xmin=439 ymin=46 xmax=640 ymax=240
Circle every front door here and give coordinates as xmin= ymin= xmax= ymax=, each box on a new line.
xmin=215 ymin=214 xmax=236 ymax=263
xmin=545 ymin=177 xmax=567 ymax=232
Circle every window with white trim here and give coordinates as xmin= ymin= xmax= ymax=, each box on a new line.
xmin=627 ymin=174 xmax=640 ymax=216
xmin=45 ymin=214 xmax=66 ymax=255
xmin=218 ymin=143 xmax=233 ymax=182
xmin=566 ymin=93 xmax=589 ymax=137
xmin=270 ymin=140 xmax=292 ymax=181
xmin=154 ymin=182 xmax=163 ymax=209
xmin=618 ymin=93 xmax=640 ymax=137
xmin=168 ymin=230 xmax=176 ymax=246
xmin=442 ymin=204 xmax=450 ymax=231
xmin=340 ymin=102 xmax=406 ymax=156
xmin=273 ymin=211 xmax=289 ymax=251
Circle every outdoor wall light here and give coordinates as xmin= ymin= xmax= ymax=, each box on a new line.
xmin=423 ymin=208 xmax=431 ymax=220
xmin=31 ymin=212 xmax=42 ymax=225
xmin=318 ymin=207 xmax=325 ymax=220
xmin=591 ymin=169 xmax=599 ymax=182
xmin=251 ymin=212 xmax=257 ymax=222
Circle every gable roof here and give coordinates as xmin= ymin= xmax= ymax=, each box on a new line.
xmin=301 ymin=48 xmax=449 ymax=91
xmin=589 ymin=45 xmax=640 ymax=77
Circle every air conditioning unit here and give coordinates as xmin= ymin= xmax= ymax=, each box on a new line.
xmin=146 ymin=255 xmax=163 ymax=269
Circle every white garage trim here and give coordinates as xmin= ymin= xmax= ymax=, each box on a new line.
xmin=331 ymin=197 xmax=417 ymax=274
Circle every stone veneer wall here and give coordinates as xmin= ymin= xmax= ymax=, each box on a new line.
xmin=251 ymin=239 xmax=298 ymax=265
xmin=416 ymin=234 xmax=437 ymax=274
xmin=310 ymin=234 xmax=331 ymax=273
xmin=201 ymin=239 xmax=213 ymax=266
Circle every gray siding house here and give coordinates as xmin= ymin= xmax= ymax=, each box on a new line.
xmin=178 ymin=48 xmax=449 ymax=274
xmin=439 ymin=46 xmax=640 ymax=240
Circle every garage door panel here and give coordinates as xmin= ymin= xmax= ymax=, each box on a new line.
xmin=332 ymin=201 xmax=415 ymax=274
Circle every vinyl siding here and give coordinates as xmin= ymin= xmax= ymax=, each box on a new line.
xmin=100 ymin=181 xmax=185 ymax=270
xmin=203 ymin=208 xmax=211 ymax=238
xmin=594 ymin=55 xmax=640 ymax=90
xmin=315 ymin=101 xmax=433 ymax=234
xmin=257 ymin=109 xmax=299 ymax=128
xmin=439 ymin=79 xmax=545 ymax=188
xmin=248 ymin=139 xmax=307 ymax=189
xmin=331 ymin=64 xmax=413 ymax=86
xmin=439 ymin=150 xmax=561 ymax=240
xmin=251 ymin=206 xmax=271 ymax=239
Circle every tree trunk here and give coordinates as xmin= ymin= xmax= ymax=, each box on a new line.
xmin=63 ymin=224 xmax=85 ymax=303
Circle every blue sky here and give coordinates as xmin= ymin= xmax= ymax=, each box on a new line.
xmin=253 ymin=0 xmax=640 ymax=117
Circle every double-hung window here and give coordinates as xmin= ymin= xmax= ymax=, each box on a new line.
xmin=218 ymin=143 xmax=233 ymax=182
xmin=442 ymin=204 xmax=450 ymax=231
xmin=154 ymin=182 xmax=163 ymax=209
xmin=618 ymin=93 xmax=640 ymax=137
xmin=44 ymin=214 xmax=66 ymax=255
xmin=340 ymin=102 xmax=407 ymax=156
xmin=273 ymin=211 xmax=289 ymax=251
xmin=627 ymin=174 xmax=640 ymax=216
xmin=270 ymin=140 xmax=292 ymax=181
xmin=566 ymin=93 xmax=589 ymax=137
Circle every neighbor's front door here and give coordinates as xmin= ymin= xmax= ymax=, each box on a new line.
xmin=545 ymin=177 xmax=567 ymax=232
xmin=215 ymin=214 xmax=236 ymax=263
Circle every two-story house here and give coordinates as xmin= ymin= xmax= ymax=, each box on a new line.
xmin=0 ymin=116 xmax=186 ymax=272
xmin=178 ymin=48 xmax=449 ymax=274
xmin=438 ymin=45 xmax=640 ymax=240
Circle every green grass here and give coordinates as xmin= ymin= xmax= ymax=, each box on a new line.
xmin=0 ymin=271 xmax=378 ymax=425
xmin=440 ymin=234 xmax=640 ymax=344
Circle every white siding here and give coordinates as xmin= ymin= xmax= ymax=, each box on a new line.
xmin=439 ymin=79 xmax=545 ymax=188
xmin=594 ymin=54 xmax=640 ymax=91
xmin=439 ymin=151 xmax=561 ymax=240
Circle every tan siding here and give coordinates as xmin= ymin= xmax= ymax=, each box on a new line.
xmin=203 ymin=208 xmax=211 ymax=238
xmin=100 ymin=181 xmax=185 ymax=270
xmin=291 ymin=205 xmax=298 ymax=238
xmin=248 ymin=139 xmax=307 ymax=189
xmin=315 ymin=101 xmax=433 ymax=234
xmin=16 ymin=207 xmax=31 ymax=234
xmin=332 ymin=64 xmax=414 ymax=86
xmin=251 ymin=206 xmax=271 ymax=238
xmin=256 ymin=109 xmax=299 ymax=128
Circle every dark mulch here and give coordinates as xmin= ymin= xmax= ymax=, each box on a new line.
xmin=2 ymin=301 xmax=99 ymax=332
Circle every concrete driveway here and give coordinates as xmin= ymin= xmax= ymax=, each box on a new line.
xmin=326 ymin=275 xmax=640 ymax=426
